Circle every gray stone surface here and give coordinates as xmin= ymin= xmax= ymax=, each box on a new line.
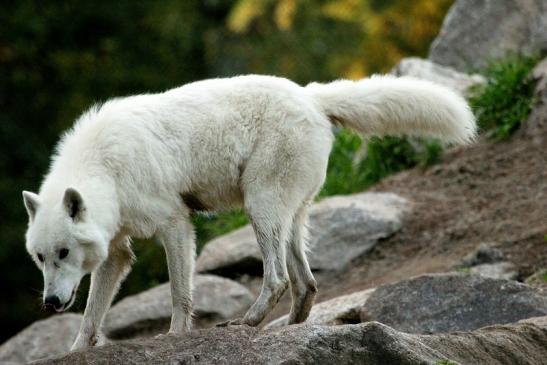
xmin=429 ymin=0 xmax=547 ymax=71
xmin=520 ymin=315 xmax=547 ymax=329
xmin=469 ymin=262 xmax=518 ymax=280
xmin=522 ymin=57 xmax=547 ymax=145
xmin=458 ymin=242 xmax=505 ymax=267
xmin=197 ymin=192 xmax=409 ymax=274
xmin=0 ymin=313 xmax=82 ymax=364
xmin=307 ymin=193 xmax=408 ymax=271
xmin=196 ymin=225 xmax=262 ymax=276
xmin=525 ymin=268 xmax=547 ymax=289
xmin=391 ymin=57 xmax=485 ymax=96
xmin=33 ymin=321 xmax=547 ymax=365
xmin=360 ymin=273 xmax=547 ymax=334
xmin=104 ymin=274 xmax=254 ymax=339
xmin=266 ymin=288 xmax=376 ymax=329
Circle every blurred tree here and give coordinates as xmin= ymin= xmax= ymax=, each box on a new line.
xmin=0 ymin=0 xmax=452 ymax=342
xmin=222 ymin=0 xmax=452 ymax=79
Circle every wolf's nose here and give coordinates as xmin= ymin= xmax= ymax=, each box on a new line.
xmin=44 ymin=295 xmax=61 ymax=311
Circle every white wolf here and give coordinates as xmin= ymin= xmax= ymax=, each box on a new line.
xmin=22 ymin=74 xmax=476 ymax=350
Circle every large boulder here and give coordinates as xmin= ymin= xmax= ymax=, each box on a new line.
xmin=196 ymin=225 xmax=262 ymax=276
xmin=197 ymin=192 xmax=409 ymax=275
xmin=33 ymin=320 xmax=547 ymax=365
xmin=104 ymin=274 xmax=254 ymax=339
xmin=361 ymin=273 xmax=547 ymax=334
xmin=266 ymin=288 xmax=376 ymax=329
xmin=520 ymin=315 xmax=547 ymax=328
xmin=522 ymin=57 xmax=547 ymax=145
xmin=307 ymin=193 xmax=408 ymax=271
xmin=391 ymin=57 xmax=485 ymax=96
xmin=0 ymin=313 xmax=82 ymax=364
xmin=429 ymin=0 xmax=547 ymax=71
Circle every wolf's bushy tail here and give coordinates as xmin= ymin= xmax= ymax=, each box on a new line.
xmin=306 ymin=75 xmax=477 ymax=145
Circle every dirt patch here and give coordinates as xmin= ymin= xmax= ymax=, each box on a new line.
xmin=262 ymin=119 xmax=547 ymax=324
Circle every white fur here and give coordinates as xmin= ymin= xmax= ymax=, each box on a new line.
xmin=306 ymin=75 xmax=476 ymax=144
xmin=23 ymin=74 xmax=476 ymax=349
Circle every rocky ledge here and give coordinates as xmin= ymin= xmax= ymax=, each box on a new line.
xmin=33 ymin=317 xmax=547 ymax=365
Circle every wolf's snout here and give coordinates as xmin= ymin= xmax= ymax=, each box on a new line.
xmin=44 ymin=295 xmax=62 ymax=312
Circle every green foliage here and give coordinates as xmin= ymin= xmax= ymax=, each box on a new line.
xmin=457 ymin=267 xmax=471 ymax=274
xmin=319 ymin=130 xmax=442 ymax=197
xmin=193 ymin=210 xmax=249 ymax=251
xmin=469 ymin=56 xmax=539 ymax=140
xmin=226 ymin=0 xmax=452 ymax=77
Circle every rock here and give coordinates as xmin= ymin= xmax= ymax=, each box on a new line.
xmin=429 ymin=0 xmax=547 ymax=71
xmin=196 ymin=225 xmax=262 ymax=276
xmin=525 ymin=268 xmax=547 ymax=289
xmin=197 ymin=192 xmax=409 ymax=275
xmin=104 ymin=274 xmax=254 ymax=339
xmin=519 ymin=315 xmax=547 ymax=329
xmin=360 ymin=273 xmax=547 ymax=334
xmin=0 ymin=313 xmax=82 ymax=364
xmin=456 ymin=243 xmax=517 ymax=280
xmin=33 ymin=321 xmax=547 ymax=365
xmin=307 ymin=193 xmax=408 ymax=271
xmin=458 ymin=242 xmax=505 ymax=267
xmin=266 ymin=288 xmax=375 ymax=329
xmin=530 ymin=58 xmax=547 ymax=92
xmin=522 ymin=57 xmax=547 ymax=145
xmin=391 ymin=57 xmax=485 ymax=96
xmin=469 ymin=262 xmax=518 ymax=280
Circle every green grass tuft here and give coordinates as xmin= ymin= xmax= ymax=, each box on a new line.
xmin=193 ymin=210 xmax=249 ymax=251
xmin=319 ymin=130 xmax=441 ymax=197
xmin=469 ymin=55 xmax=539 ymax=140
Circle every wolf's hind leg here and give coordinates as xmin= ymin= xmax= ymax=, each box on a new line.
xmin=71 ymin=236 xmax=134 ymax=350
xmin=226 ymin=195 xmax=292 ymax=327
xmin=157 ymin=216 xmax=195 ymax=334
xmin=286 ymin=203 xmax=317 ymax=324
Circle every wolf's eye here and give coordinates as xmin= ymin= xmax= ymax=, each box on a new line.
xmin=37 ymin=253 xmax=44 ymax=263
xmin=59 ymin=248 xmax=69 ymax=260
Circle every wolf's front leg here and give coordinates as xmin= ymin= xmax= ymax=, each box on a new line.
xmin=71 ymin=237 xmax=134 ymax=351
xmin=157 ymin=217 xmax=195 ymax=334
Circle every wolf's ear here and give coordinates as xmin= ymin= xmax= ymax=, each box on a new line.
xmin=22 ymin=191 xmax=40 ymax=221
xmin=63 ymin=188 xmax=85 ymax=221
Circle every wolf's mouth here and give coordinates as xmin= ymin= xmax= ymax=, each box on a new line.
xmin=57 ymin=287 xmax=77 ymax=312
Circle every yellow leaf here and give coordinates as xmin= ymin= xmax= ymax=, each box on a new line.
xmin=344 ymin=59 xmax=366 ymax=80
xmin=227 ymin=0 xmax=268 ymax=33
xmin=321 ymin=0 xmax=367 ymax=22
xmin=275 ymin=0 xmax=297 ymax=30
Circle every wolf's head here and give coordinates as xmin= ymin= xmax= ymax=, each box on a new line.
xmin=23 ymin=188 xmax=108 ymax=312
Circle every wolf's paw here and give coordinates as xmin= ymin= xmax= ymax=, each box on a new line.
xmin=216 ymin=318 xmax=249 ymax=327
xmin=154 ymin=330 xmax=182 ymax=340
xmin=154 ymin=333 xmax=167 ymax=340
xmin=71 ymin=331 xmax=103 ymax=351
